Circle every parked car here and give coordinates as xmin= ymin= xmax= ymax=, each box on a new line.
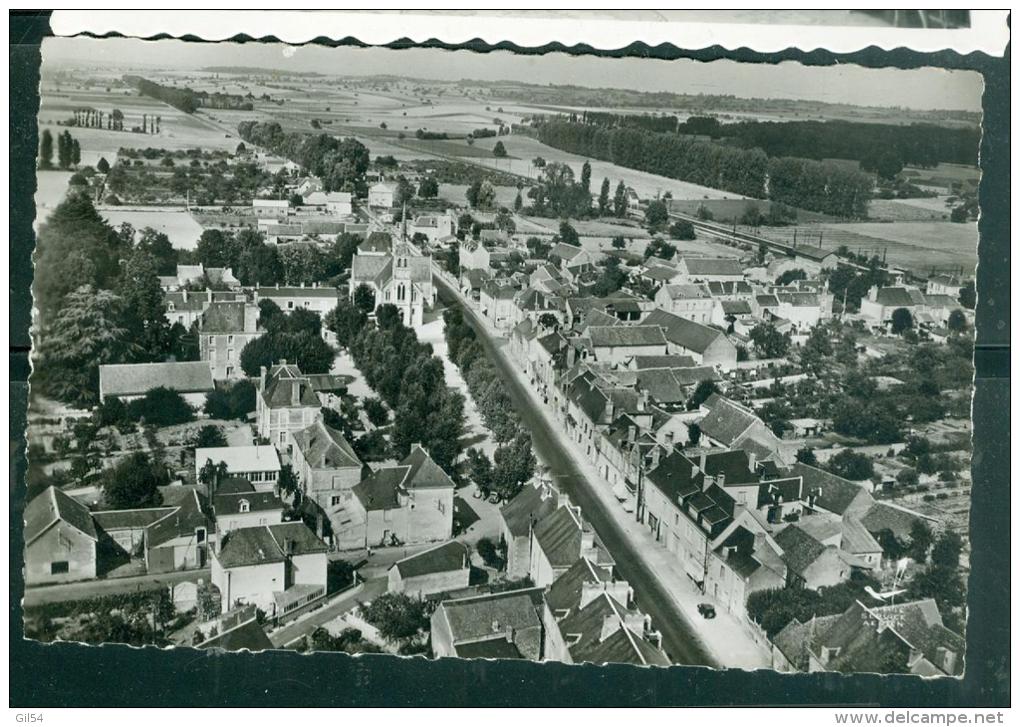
xmin=697 ymin=603 xmax=716 ymax=619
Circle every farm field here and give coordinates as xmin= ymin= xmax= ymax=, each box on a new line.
xmin=438 ymin=184 xmax=520 ymax=210
xmin=33 ymin=171 xmax=73 ymax=229
xmin=521 ymin=216 xmax=647 ymax=238
xmin=868 ymin=196 xmax=956 ymax=222
xmin=762 ymin=220 xmax=978 ymax=274
xmin=668 ymin=197 xmax=837 ymax=224
xmin=99 ymin=208 xmax=205 ymax=250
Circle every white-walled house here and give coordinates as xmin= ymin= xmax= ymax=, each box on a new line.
xmin=212 ymin=522 xmax=328 ymax=617
xmin=195 ymin=445 xmax=282 ymax=492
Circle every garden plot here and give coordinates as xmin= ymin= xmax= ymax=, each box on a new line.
xmin=99 ymin=209 xmax=205 ymax=250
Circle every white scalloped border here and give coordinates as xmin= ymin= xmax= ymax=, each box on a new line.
xmin=50 ymin=9 xmax=1009 ymax=57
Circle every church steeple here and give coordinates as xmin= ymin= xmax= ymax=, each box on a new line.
xmin=401 ymin=202 xmax=408 ymax=242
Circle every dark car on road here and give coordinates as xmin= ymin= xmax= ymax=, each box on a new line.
xmin=697 ymin=603 xmax=716 ymax=619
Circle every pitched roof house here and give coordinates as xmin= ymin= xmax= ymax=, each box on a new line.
xmin=431 ymin=586 xmax=548 ymax=660
xmin=388 ymin=540 xmax=471 ymax=598
xmin=24 ymin=486 xmax=99 ymax=585
xmin=98 ymin=361 xmax=215 ymax=404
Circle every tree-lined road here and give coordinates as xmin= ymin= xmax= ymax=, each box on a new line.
xmin=434 ymin=277 xmax=716 ymax=667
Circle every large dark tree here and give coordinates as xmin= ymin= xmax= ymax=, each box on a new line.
xmin=35 ymin=286 xmax=135 ymax=407
xmin=103 ymin=452 xmax=167 ymax=510
xmin=39 ymin=129 xmax=54 ymax=169
xmin=118 ymin=249 xmax=172 ymax=361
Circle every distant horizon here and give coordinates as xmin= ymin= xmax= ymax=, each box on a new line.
xmin=42 ymin=36 xmax=983 ymax=114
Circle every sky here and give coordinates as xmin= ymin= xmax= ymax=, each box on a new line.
xmin=42 ymin=36 xmax=983 ymax=112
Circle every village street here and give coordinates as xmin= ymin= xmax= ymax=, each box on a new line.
xmin=435 ymin=274 xmax=773 ymax=670
xmin=23 ymin=568 xmax=211 ymax=607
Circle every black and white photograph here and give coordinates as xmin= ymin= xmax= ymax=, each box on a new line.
xmin=11 ymin=8 xmax=1008 ymax=714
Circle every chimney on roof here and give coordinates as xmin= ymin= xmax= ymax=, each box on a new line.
xmin=717 ymin=473 xmax=725 ymax=488
xmin=753 ymin=530 xmax=766 ymax=553
xmin=649 ymin=447 xmax=661 ymax=470
xmin=748 ymin=451 xmax=757 ymax=475
xmin=604 ymin=398 xmax=615 ymax=423
xmin=627 ymin=424 xmax=637 ymax=444
xmin=699 ymin=451 xmax=707 ymax=472
xmin=665 ymin=431 xmax=674 ymax=447
xmin=637 ymin=388 xmax=648 ymax=412
xmin=182 ymin=289 xmax=189 ymax=302
xmin=207 ymin=289 xmax=213 ymax=303
xmin=292 ymin=382 xmax=302 ymax=406
xmin=936 ymin=647 xmax=958 ymax=675
xmin=259 ymin=365 xmax=267 ymax=393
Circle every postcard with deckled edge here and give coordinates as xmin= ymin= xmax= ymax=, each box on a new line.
xmin=23 ymin=13 xmax=982 ymax=682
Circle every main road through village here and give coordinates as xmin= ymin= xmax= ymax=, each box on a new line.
xmin=434 ymin=279 xmax=717 ymax=668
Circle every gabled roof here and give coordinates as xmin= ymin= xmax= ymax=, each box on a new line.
xmin=352 ymin=466 xmax=410 ymax=511
xmin=698 ymin=394 xmax=760 ymax=446
xmin=454 ymin=637 xmax=524 ymax=659
xmin=701 ymin=449 xmax=758 ymax=486
xmin=499 ymin=482 xmax=561 ymax=538
xmin=360 ymin=231 xmax=393 ymax=253
xmin=795 ymin=247 xmax=838 ymax=262
xmin=216 ymin=521 xmax=327 ymax=569
xmin=262 ymin=365 xmax=320 ymax=408
xmin=290 ymin=420 xmax=362 ymax=471
xmin=642 ymin=309 xmax=724 ymax=354
xmin=774 ymin=524 xmax=828 ymax=576
xmin=773 ymin=614 xmax=842 ymax=670
xmin=588 ymin=325 xmax=666 ymax=349
xmin=401 ymin=444 xmax=457 ymax=490
xmin=392 ymin=540 xmax=469 ymax=579
xmin=661 ymin=283 xmax=709 ymax=300
xmin=707 ymin=280 xmax=754 ymax=297
xmin=436 ymin=587 xmax=545 ymax=644
xmin=352 ymin=254 xmax=392 ymax=283
xmin=634 ymin=369 xmax=687 ymax=405
xmin=629 ymin=354 xmax=697 ymax=370
xmin=757 ymin=476 xmax=805 ymax=508
xmin=559 ymin=592 xmax=669 ymax=666
xmin=92 ymin=507 xmax=177 ymax=531
xmin=646 ymin=449 xmax=702 ymax=504
xmin=532 ymin=506 xmax=586 ymax=569
xmin=841 ymin=515 xmax=884 ymax=555
xmin=99 ymin=361 xmax=215 ymax=399
xmin=791 ymin=462 xmax=873 ymax=516
xmin=874 ymin=287 xmax=917 ymax=307
xmin=147 ymin=490 xmax=210 ymax=548
xmin=860 ymin=502 xmax=929 ymax=541
xmin=642 ymin=265 xmax=679 ymax=283
xmin=680 ymin=257 xmax=744 ymax=277
xmin=579 ymin=621 xmax=671 ymax=667
xmin=546 ymin=557 xmax=613 ymax=614
xmin=720 ymin=300 xmax=752 ymax=316
xmin=549 ymin=243 xmax=584 ymax=261
xmin=199 ymin=300 xmax=251 ymax=333
xmin=25 ymin=486 xmax=98 ymax=545
xmin=213 ymin=489 xmax=284 ymax=516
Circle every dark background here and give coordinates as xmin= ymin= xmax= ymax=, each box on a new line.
xmin=9 ymin=11 xmax=1010 ymax=708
